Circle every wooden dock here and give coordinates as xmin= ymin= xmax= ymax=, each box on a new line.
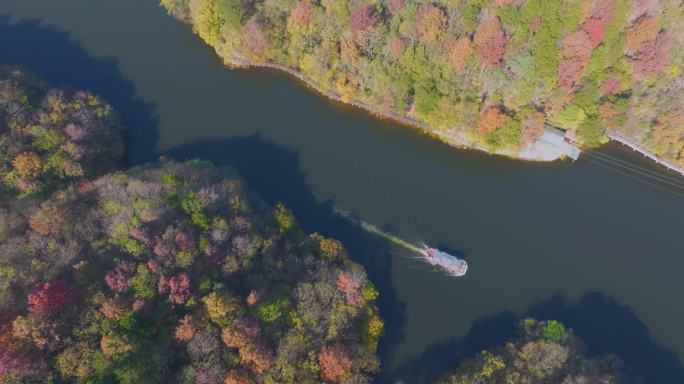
xmin=605 ymin=129 xmax=684 ymax=176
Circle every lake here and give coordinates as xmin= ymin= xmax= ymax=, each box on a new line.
xmin=1 ymin=1 xmax=683 ymax=382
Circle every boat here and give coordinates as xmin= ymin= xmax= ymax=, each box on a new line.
xmin=424 ymin=247 xmax=468 ymax=277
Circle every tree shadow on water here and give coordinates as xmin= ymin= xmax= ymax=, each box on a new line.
xmin=164 ymin=135 xmax=408 ymax=379
xmin=390 ymin=292 xmax=684 ymax=384
xmin=386 ymin=311 xmax=518 ymax=383
xmin=528 ymin=293 xmax=684 ymax=384
xmin=0 ymin=15 xmax=159 ymax=165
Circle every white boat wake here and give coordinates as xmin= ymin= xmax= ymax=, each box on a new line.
xmin=333 ymin=208 xmax=468 ymax=277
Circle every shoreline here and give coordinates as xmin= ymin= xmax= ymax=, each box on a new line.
xmin=225 ymin=55 xmax=561 ymax=163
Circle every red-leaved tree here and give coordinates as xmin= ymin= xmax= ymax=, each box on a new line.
xmin=318 ymin=343 xmax=352 ymax=382
xmin=27 ymin=280 xmax=78 ymax=314
xmin=600 ymin=75 xmax=622 ymax=94
xmin=592 ymin=0 xmax=614 ymax=23
xmin=626 ymin=17 xmax=660 ymax=54
xmin=390 ymin=37 xmax=406 ymax=61
xmin=0 ymin=350 xmax=42 ymax=378
xmin=581 ymin=19 xmax=606 ymax=47
xmin=105 ymin=262 xmax=135 ymax=293
xmin=388 ymin=0 xmax=405 ymax=15
xmin=474 ymin=17 xmax=506 ymax=66
xmin=242 ymin=18 xmax=268 ymax=58
xmin=350 ymin=4 xmax=378 ymax=33
xmin=631 ymin=0 xmax=658 ymax=19
xmin=291 ymin=1 xmax=314 ymax=26
xmin=167 ymin=273 xmax=192 ymax=304
xmin=630 ymin=32 xmax=671 ymax=78
xmin=557 ymin=31 xmax=594 ymax=88
xmin=337 ymin=271 xmax=364 ymax=307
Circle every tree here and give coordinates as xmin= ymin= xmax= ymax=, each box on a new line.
xmin=447 ymin=37 xmax=473 ymax=73
xmin=195 ymin=364 xmax=227 ymax=384
xmin=389 ymin=37 xmax=406 ymax=61
xmin=600 ymin=75 xmax=622 ymax=95
xmin=629 ymin=32 xmax=670 ymax=78
xmin=557 ymin=31 xmax=594 ymax=88
xmin=291 ymin=1 xmax=314 ymax=25
xmin=521 ymin=112 xmax=546 ymax=146
xmin=542 ymin=320 xmax=567 ymax=342
xmin=28 ymin=205 xmax=65 ymax=236
xmin=337 ymin=271 xmax=364 ymax=307
xmin=364 ymin=314 xmax=384 ymax=351
xmin=174 ymin=315 xmax=197 ymax=342
xmin=242 ymin=18 xmax=268 ymax=59
xmin=476 ymin=107 xmax=506 ymax=136
xmin=388 ymin=0 xmax=404 ymax=16
xmin=100 ymin=298 xmax=126 ymax=321
xmin=27 ymin=280 xmax=77 ymax=314
xmin=188 ymin=332 xmax=222 ymax=367
xmin=319 ymin=237 xmax=347 ymax=261
xmin=203 ymin=292 xmax=239 ymax=326
xmin=318 ymin=343 xmax=352 ymax=382
xmin=631 ymin=0 xmax=658 ymax=19
xmin=100 ymin=332 xmax=135 ymax=359
xmin=273 ymin=203 xmax=295 ymax=234
xmin=167 ymin=273 xmax=192 ymax=304
xmin=55 ymin=342 xmax=94 ymax=381
xmin=221 ymin=326 xmax=249 ymax=349
xmin=592 ymin=0 xmax=615 ymax=23
xmin=216 ymin=0 xmax=244 ymax=31
xmin=224 ymin=370 xmax=252 ymax=384
xmin=416 ymin=4 xmax=447 ymax=43
xmin=474 ymin=17 xmax=506 ymax=66
xmin=130 ymin=264 xmax=157 ymax=300
xmin=11 ymin=152 xmax=41 ymax=178
xmin=105 ymin=262 xmax=135 ymax=293
xmin=238 ymin=342 xmax=272 ymax=374
xmin=551 ymin=104 xmax=587 ymax=130
xmin=578 ymin=115 xmax=604 ymax=147
xmin=581 ymin=19 xmax=606 ymax=47
xmin=439 ymin=319 xmax=640 ymax=383
xmin=350 ymin=4 xmax=378 ymax=33
xmin=64 ymin=123 xmax=87 ymax=141
xmin=190 ymin=0 xmax=223 ymax=46
xmin=0 ymin=349 xmax=41 ymax=378
xmin=626 ymin=17 xmax=660 ymax=54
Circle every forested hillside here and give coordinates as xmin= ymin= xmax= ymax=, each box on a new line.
xmin=439 ymin=319 xmax=641 ymax=384
xmin=0 ymin=69 xmax=382 ymax=383
xmin=161 ymin=0 xmax=684 ymax=164
xmin=0 ymin=66 xmax=124 ymax=233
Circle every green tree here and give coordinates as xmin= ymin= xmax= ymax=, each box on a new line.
xmin=542 ymin=320 xmax=567 ymax=342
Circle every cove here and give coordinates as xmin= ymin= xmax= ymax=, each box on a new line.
xmin=1 ymin=1 xmax=683 ymax=382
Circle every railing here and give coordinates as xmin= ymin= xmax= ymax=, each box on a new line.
xmin=605 ymin=129 xmax=684 ymax=176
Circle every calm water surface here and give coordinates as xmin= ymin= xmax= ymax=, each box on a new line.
xmin=1 ymin=1 xmax=683 ymax=382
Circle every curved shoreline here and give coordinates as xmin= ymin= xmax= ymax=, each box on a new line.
xmin=225 ymin=56 xmax=556 ymax=163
